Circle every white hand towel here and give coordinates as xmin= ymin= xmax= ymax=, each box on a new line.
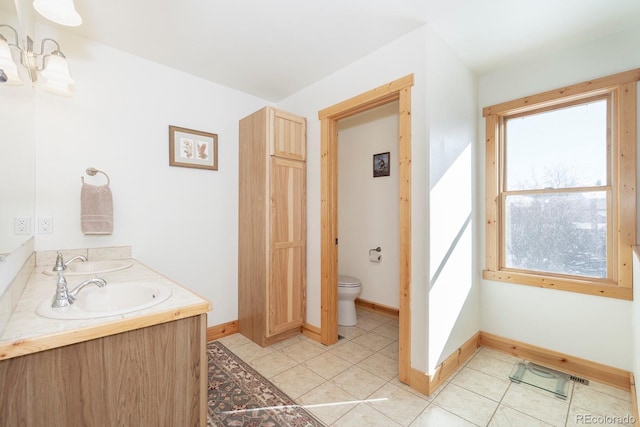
xmin=81 ymin=180 xmax=113 ymax=235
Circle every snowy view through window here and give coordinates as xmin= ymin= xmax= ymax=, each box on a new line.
xmin=503 ymin=99 xmax=609 ymax=278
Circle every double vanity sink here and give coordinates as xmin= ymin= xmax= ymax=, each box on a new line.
xmin=0 ymin=248 xmax=211 ymax=426
xmin=37 ymin=258 xmax=172 ymax=320
xmin=0 ymin=249 xmax=211 ymax=360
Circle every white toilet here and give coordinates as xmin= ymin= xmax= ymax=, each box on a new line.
xmin=338 ymin=274 xmax=363 ymax=326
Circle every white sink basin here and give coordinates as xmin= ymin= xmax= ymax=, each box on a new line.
xmin=36 ymin=281 xmax=172 ymax=320
xmin=43 ymin=259 xmax=133 ymax=276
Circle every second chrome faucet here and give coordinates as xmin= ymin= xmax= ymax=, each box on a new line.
xmin=51 ymin=252 xmax=107 ymax=308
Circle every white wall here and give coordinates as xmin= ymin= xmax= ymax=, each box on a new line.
xmin=478 ymin=27 xmax=640 ymax=370
xmin=426 ymin=29 xmax=479 ymax=372
xmin=278 ymin=26 xmax=429 ymax=371
xmin=337 ymin=102 xmax=399 ymax=308
xmin=30 ymin=23 xmax=269 ymax=326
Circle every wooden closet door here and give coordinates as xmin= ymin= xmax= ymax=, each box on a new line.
xmin=268 ymin=157 xmax=306 ymax=336
xmin=270 ymin=109 xmax=306 ymax=161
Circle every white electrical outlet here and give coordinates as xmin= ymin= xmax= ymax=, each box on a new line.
xmin=38 ymin=217 xmax=53 ymax=234
xmin=14 ymin=217 xmax=31 ymax=235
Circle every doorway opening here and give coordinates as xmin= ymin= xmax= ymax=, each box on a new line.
xmin=318 ymin=74 xmax=413 ymax=383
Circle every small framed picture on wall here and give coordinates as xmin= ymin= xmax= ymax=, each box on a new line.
xmin=169 ymin=125 xmax=218 ymax=171
xmin=373 ymin=152 xmax=390 ymax=177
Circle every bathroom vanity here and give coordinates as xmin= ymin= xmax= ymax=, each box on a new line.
xmin=0 ymin=253 xmax=211 ymax=426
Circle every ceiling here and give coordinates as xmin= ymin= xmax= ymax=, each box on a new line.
xmin=2 ymin=0 xmax=640 ymax=101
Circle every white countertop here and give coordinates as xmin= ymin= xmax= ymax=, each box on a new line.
xmin=0 ymin=259 xmax=211 ymax=360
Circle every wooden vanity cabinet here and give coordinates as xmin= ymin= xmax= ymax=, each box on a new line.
xmin=238 ymin=107 xmax=307 ymax=346
xmin=0 ymin=314 xmax=207 ymax=427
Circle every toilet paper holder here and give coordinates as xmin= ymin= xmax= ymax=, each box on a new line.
xmin=368 ymin=246 xmax=382 ymax=263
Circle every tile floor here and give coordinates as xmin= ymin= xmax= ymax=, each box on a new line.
xmin=216 ymin=309 xmax=636 ymax=426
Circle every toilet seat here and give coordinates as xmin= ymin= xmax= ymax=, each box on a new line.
xmin=338 ymin=275 xmax=361 ymax=288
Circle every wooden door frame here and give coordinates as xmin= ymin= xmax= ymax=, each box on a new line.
xmin=318 ymin=74 xmax=413 ymax=383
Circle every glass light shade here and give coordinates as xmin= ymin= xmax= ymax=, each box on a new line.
xmin=33 ymin=0 xmax=82 ymax=27
xmin=42 ymin=78 xmax=72 ymax=96
xmin=41 ymin=54 xmax=73 ymax=96
xmin=0 ymin=38 xmax=22 ymax=85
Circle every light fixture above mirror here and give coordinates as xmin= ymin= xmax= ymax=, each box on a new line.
xmin=33 ymin=0 xmax=82 ymax=27
xmin=0 ymin=24 xmax=74 ymax=96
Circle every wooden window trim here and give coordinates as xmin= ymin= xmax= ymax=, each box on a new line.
xmin=483 ymin=69 xmax=638 ymax=300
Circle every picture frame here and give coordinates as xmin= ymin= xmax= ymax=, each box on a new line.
xmin=169 ymin=125 xmax=218 ymax=170
xmin=373 ymin=151 xmax=390 ymax=177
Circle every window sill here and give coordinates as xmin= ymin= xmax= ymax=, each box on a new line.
xmin=482 ymin=269 xmax=632 ymax=300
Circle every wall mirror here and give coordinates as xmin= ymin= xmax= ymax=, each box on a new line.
xmin=0 ymin=4 xmax=36 ymax=258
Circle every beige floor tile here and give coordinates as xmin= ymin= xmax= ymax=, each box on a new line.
xmin=352 ymin=332 xmax=394 ymax=352
xmin=297 ymin=382 xmax=359 ymax=425
xmin=387 ymin=376 xmax=435 ymax=401
xmin=433 ymin=383 xmax=499 ymax=426
xmin=574 ymin=381 xmax=632 ymax=402
xmin=334 ymin=403 xmax=402 ymax=426
xmin=466 ymin=349 xmax=518 ymax=380
xmin=489 ymin=405 xmax=554 ymax=426
xmin=355 ymin=315 xmax=385 ymax=331
xmin=378 ymin=341 xmax=399 ymax=361
xmin=358 ymin=352 xmax=398 ymax=381
xmin=328 ymin=340 xmax=374 ymax=363
xmin=280 ymin=339 xmax=326 ymax=362
xmin=303 ymin=352 xmax=353 ymax=380
xmin=270 ymin=365 xmax=326 ymax=399
xmin=451 ymin=366 xmax=511 ymax=402
xmin=410 ymin=404 xmax=477 ymax=427
xmin=247 ymin=351 xmax=299 ymax=379
xmin=338 ymin=324 xmax=367 ymax=340
xmin=571 ymin=384 xmax=634 ymax=419
xmin=371 ymin=322 xmax=399 ymax=340
xmin=368 ymin=382 xmax=430 ymax=426
xmin=300 ymin=334 xmax=331 ymax=349
xmin=215 ymin=326 xmax=640 ymax=427
xmin=230 ymin=340 xmax=275 ymax=362
xmin=501 ymin=383 xmax=569 ymax=427
xmin=215 ymin=333 xmax=252 ymax=350
xmin=269 ymin=334 xmax=304 ymax=351
xmin=330 ymin=365 xmax=387 ymax=400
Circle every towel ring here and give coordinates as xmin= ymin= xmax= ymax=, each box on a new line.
xmin=82 ymin=167 xmax=111 ymax=186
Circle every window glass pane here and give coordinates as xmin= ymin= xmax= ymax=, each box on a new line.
xmin=504 ymin=191 xmax=607 ymax=278
xmin=505 ymin=100 xmax=607 ymax=191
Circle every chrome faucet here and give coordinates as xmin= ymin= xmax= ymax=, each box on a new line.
xmin=51 ymin=252 xmax=106 ymax=308
xmin=64 ymin=254 xmax=87 ymax=267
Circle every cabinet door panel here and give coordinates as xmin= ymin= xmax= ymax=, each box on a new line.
xmin=270 ymin=109 xmax=306 ymax=161
xmin=268 ymin=158 xmax=306 ymax=336
xmin=269 ymin=245 xmax=304 ymax=335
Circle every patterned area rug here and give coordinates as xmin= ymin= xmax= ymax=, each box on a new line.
xmin=207 ymin=341 xmax=325 ymax=427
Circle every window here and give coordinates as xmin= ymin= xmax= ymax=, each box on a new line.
xmin=483 ymin=70 xmax=638 ymax=299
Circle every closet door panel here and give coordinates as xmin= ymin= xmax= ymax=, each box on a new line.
xmin=270 ymin=109 xmax=306 ymax=161
xmin=268 ymin=157 xmax=306 ymax=336
xmin=268 ymin=246 xmax=304 ymax=336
